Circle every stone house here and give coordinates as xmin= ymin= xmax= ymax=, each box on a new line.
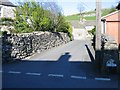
xmin=69 ymin=20 xmax=93 ymax=40
xmin=101 ymin=10 xmax=120 ymax=46
xmin=84 ymin=20 xmax=96 ymax=31
xmin=0 ymin=0 xmax=16 ymax=33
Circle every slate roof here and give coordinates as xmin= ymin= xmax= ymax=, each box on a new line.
xmin=0 ymin=0 xmax=16 ymax=7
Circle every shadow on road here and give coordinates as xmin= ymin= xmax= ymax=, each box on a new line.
xmin=2 ymin=52 xmax=119 ymax=88
xmin=57 ymin=52 xmax=71 ymax=63
xmin=85 ymin=44 xmax=95 ymax=62
xmin=3 ymin=52 xmax=96 ymax=76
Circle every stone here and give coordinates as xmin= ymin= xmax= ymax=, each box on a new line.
xmin=2 ymin=31 xmax=70 ymax=62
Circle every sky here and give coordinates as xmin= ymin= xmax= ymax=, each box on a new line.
xmin=9 ymin=0 xmax=120 ymax=16
xmin=57 ymin=0 xmax=119 ymax=16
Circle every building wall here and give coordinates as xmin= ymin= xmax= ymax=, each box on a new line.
xmin=0 ymin=5 xmax=15 ymax=33
xmin=101 ymin=21 xmax=104 ymax=34
xmin=0 ymin=5 xmax=15 ymax=19
xmin=118 ymin=22 xmax=120 ymax=46
xmin=104 ymin=11 xmax=120 ymax=45
xmin=72 ymin=26 xmax=89 ymax=40
xmin=105 ymin=11 xmax=120 ymax=21
xmin=106 ymin=22 xmax=119 ymax=44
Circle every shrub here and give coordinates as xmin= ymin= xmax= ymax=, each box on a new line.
xmin=88 ymin=26 xmax=96 ymax=35
xmin=0 ymin=2 xmax=73 ymax=39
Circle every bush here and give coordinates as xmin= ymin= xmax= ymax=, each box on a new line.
xmin=0 ymin=2 xmax=72 ymax=39
xmin=55 ymin=14 xmax=73 ymax=40
xmin=0 ymin=31 xmax=2 ymax=36
xmin=0 ymin=31 xmax=9 ymax=37
xmin=68 ymin=24 xmax=73 ymax=40
xmin=88 ymin=26 xmax=96 ymax=35
xmin=56 ymin=22 xmax=72 ymax=40
xmin=109 ymin=8 xmax=117 ymax=13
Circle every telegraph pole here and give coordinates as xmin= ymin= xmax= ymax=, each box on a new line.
xmin=95 ymin=0 xmax=102 ymax=70
xmin=96 ymin=0 xmax=101 ymax=50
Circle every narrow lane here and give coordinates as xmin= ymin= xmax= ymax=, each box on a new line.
xmin=2 ymin=39 xmax=118 ymax=88
xmin=26 ymin=39 xmax=95 ymax=62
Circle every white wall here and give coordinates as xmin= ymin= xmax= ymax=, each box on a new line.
xmin=72 ymin=26 xmax=89 ymax=40
xmin=101 ymin=21 xmax=106 ymax=34
xmin=85 ymin=26 xmax=94 ymax=31
xmin=0 ymin=5 xmax=15 ymax=33
xmin=0 ymin=5 xmax=15 ymax=19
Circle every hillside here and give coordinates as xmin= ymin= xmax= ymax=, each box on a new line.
xmin=65 ymin=8 xmax=117 ymax=21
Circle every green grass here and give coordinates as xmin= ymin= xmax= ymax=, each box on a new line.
xmin=102 ymin=9 xmax=110 ymax=16
xmin=65 ymin=8 xmax=117 ymax=21
xmin=101 ymin=8 xmax=117 ymax=16
xmin=65 ymin=15 xmax=80 ymax=20
xmin=83 ymin=11 xmax=95 ymax=15
xmin=84 ymin=16 xmax=96 ymax=20
xmin=65 ymin=14 xmax=96 ymax=21
xmin=65 ymin=10 xmax=96 ymax=21
xmin=65 ymin=15 xmax=96 ymax=21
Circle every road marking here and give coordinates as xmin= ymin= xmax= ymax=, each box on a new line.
xmin=8 ymin=71 xmax=21 ymax=74
xmin=95 ymin=77 xmax=111 ymax=81
xmin=0 ymin=70 xmax=3 ymax=73
xmin=71 ymin=76 xmax=87 ymax=80
xmin=48 ymin=74 xmax=64 ymax=77
xmin=26 ymin=72 xmax=41 ymax=76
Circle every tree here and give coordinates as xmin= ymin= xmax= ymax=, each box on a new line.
xmin=116 ymin=1 xmax=120 ymax=10
xmin=13 ymin=2 xmax=32 ymax=33
xmin=56 ymin=13 xmax=72 ymax=40
xmin=0 ymin=1 xmax=72 ymax=39
xmin=45 ymin=2 xmax=63 ymax=32
xmin=0 ymin=17 xmax=15 ymax=33
xmin=13 ymin=1 xmax=51 ymax=33
xmin=77 ymin=3 xmax=85 ymax=22
xmin=109 ymin=7 xmax=116 ymax=13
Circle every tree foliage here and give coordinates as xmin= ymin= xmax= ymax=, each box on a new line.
xmin=88 ymin=26 xmax=96 ymax=35
xmin=77 ymin=3 xmax=85 ymax=22
xmin=109 ymin=7 xmax=117 ymax=13
xmin=0 ymin=1 xmax=72 ymax=39
xmin=116 ymin=2 xmax=120 ymax=10
xmin=0 ymin=18 xmax=14 ymax=26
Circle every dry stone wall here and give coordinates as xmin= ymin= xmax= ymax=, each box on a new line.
xmin=2 ymin=31 xmax=70 ymax=62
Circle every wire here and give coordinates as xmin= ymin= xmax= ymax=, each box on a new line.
xmin=79 ymin=1 xmax=95 ymax=12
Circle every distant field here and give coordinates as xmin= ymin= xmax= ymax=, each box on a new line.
xmin=65 ymin=15 xmax=96 ymax=21
xmin=65 ymin=15 xmax=80 ymax=20
xmin=84 ymin=16 xmax=96 ymax=20
xmin=65 ymin=8 xmax=117 ymax=21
